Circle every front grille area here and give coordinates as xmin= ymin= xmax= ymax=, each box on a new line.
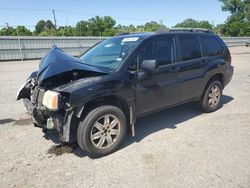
xmin=31 ymin=87 xmax=45 ymax=105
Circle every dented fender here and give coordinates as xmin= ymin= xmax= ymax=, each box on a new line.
xmin=16 ymin=71 xmax=38 ymax=100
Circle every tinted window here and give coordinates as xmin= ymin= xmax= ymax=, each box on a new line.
xmin=201 ymin=36 xmax=223 ymax=57
xmin=179 ymin=35 xmax=201 ymax=61
xmin=141 ymin=36 xmax=175 ymax=67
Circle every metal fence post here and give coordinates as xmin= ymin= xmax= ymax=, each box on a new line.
xmin=16 ymin=28 xmax=24 ymax=61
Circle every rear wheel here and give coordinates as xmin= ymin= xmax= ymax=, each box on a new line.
xmin=199 ymin=80 xmax=222 ymax=113
xmin=77 ymin=105 xmax=127 ymax=158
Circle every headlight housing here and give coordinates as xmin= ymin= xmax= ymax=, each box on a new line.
xmin=42 ymin=90 xmax=60 ymax=111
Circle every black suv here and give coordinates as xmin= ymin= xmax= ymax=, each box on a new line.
xmin=17 ymin=28 xmax=234 ymax=157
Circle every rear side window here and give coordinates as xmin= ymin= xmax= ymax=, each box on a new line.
xmin=178 ymin=35 xmax=201 ymax=61
xmin=141 ymin=36 xmax=175 ymax=66
xmin=201 ymin=36 xmax=223 ymax=57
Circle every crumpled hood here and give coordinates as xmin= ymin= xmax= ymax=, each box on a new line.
xmin=37 ymin=46 xmax=105 ymax=83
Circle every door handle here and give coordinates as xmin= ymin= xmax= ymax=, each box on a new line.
xmin=169 ymin=67 xmax=180 ymax=73
xmin=201 ymin=58 xmax=208 ymax=65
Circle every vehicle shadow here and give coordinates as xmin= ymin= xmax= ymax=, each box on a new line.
xmin=122 ymin=95 xmax=234 ymax=148
xmin=44 ymin=95 xmax=233 ymax=158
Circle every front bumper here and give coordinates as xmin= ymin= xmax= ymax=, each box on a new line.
xmin=23 ymin=98 xmax=73 ymax=142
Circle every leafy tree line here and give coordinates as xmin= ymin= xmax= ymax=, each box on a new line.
xmin=172 ymin=0 xmax=249 ymax=36
xmin=0 ymin=1 xmax=249 ymax=37
xmin=216 ymin=0 xmax=250 ymax=36
xmin=0 ymin=16 xmax=164 ymax=37
xmin=0 ymin=17 xmax=214 ymax=37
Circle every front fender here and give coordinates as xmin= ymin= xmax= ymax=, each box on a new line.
xmin=16 ymin=71 xmax=38 ymax=100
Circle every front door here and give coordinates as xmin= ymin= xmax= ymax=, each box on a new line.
xmin=135 ymin=35 xmax=181 ymax=115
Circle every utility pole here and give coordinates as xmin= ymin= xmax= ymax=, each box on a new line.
xmin=5 ymin=22 xmax=9 ymax=29
xmin=52 ymin=9 xmax=57 ymax=34
xmin=16 ymin=26 xmax=24 ymax=61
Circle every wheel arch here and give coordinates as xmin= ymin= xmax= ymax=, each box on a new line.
xmin=67 ymin=95 xmax=133 ymax=142
xmin=79 ymin=95 xmax=131 ymax=122
xmin=204 ymin=73 xmax=225 ymax=90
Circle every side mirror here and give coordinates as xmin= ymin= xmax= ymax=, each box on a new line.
xmin=141 ymin=60 xmax=157 ymax=72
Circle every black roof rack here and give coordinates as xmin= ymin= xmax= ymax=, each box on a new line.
xmin=156 ymin=27 xmax=213 ymax=34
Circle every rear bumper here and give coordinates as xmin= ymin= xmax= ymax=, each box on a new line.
xmin=224 ymin=65 xmax=234 ymax=87
xmin=23 ymin=98 xmax=73 ymax=142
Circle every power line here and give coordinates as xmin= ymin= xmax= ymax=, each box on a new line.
xmin=0 ymin=7 xmax=223 ymax=26
xmin=0 ymin=7 xmax=51 ymax=11
xmin=0 ymin=7 xmax=183 ymax=23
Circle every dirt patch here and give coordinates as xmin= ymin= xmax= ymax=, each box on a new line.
xmin=142 ymin=153 xmax=154 ymax=163
xmin=14 ymin=118 xmax=32 ymax=126
xmin=47 ymin=143 xmax=78 ymax=156
xmin=0 ymin=118 xmax=16 ymax=125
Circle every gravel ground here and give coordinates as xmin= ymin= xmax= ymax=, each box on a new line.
xmin=0 ymin=46 xmax=250 ymax=188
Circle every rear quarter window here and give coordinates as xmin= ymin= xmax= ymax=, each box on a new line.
xmin=178 ymin=35 xmax=202 ymax=61
xmin=201 ymin=36 xmax=223 ymax=57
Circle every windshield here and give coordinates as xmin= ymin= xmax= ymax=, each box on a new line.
xmin=79 ymin=37 xmax=143 ymax=71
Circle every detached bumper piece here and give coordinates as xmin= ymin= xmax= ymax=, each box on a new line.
xmin=23 ymin=98 xmax=73 ymax=142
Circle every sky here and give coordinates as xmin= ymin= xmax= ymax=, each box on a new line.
xmin=0 ymin=0 xmax=230 ymax=30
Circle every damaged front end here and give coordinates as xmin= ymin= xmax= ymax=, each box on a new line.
xmin=17 ymin=46 xmax=107 ymax=142
xmin=17 ymin=77 xmax=76 ymax=142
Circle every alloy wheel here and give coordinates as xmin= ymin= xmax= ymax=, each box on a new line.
xmin=90 ymin=114 xmax=121 ymax=149
xmin=208 ymin=85 xmax=221 ymax=107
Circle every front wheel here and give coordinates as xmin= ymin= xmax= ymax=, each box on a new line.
xmin=77 ymin=105 xmax=127 ymax=158
xmin=199 ymin=80 xmax=222 ymax=113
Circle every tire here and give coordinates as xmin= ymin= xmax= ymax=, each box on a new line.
xmin=77 ymin=105 xmax=127 ymax=158
xmin=199 ymin=80 xmax=222 ymax=113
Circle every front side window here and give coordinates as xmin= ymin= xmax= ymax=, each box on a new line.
xmin=201 ymin=36 xmax=223 ymax=57
xmin=140 ymin=36 xmax=175 ymax=67
xmin=179 ymin=35 xmax=202 ymax=61
xmin=79 ymin=37 xmax=143 ymax=71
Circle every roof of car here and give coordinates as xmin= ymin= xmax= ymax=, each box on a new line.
xmin=114 ymin=32 xmax=154 ymax=38
xmin=114 ymin=28 xmax=214 ymax=39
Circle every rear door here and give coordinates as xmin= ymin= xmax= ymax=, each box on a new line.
xmin=176 ymin=34 xmax=207 ymax=101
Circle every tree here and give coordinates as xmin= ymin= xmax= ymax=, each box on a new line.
xmin=144 ymin=21 xmax=164 ymax=32
xmin=35 ymin=20 xmax=46 ymax=34
xmin=88 ymin=16 xmax=104 ymax=36
xmin=0 ymin=26 xmax=32 ymax=36
xmin=35 ymin=20 xmax=55 ymax=35
xmin=88 ymin=16 xmax=116 ymax=36
xmin=0 ymin=27 xmax=16 ymax=36
xmin=103 ymin=28 xmax=116 ymax=36
xmin=16 ymin=26 xmax=32 ymax=36
xmin=218 ymin=0 xmax=250 ymax=36
xmin=174 ymin=18 xmax=213 ymax=29
xmin=46 ymin=20 xmax=55 ymax=30
xmin=115 ymin=24 xmax=136 ymax=33
xmin=75 ymin=21 xmax=90 ymax=36
xmin=103 ymin=16 xmax=116 ymax=29
xmin=245 ymin=0 xmax=250 ymax=20
xmin=219 ymin=0 xmax=245 ymax=14
xmin=57 ymin=26 xmax=76 ymax=36
xmin=136 ymin=25 xmax=145 ymax=32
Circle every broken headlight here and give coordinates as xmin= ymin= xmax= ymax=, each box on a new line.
xmin=42 ymin=90 xmax=60 ymax=111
